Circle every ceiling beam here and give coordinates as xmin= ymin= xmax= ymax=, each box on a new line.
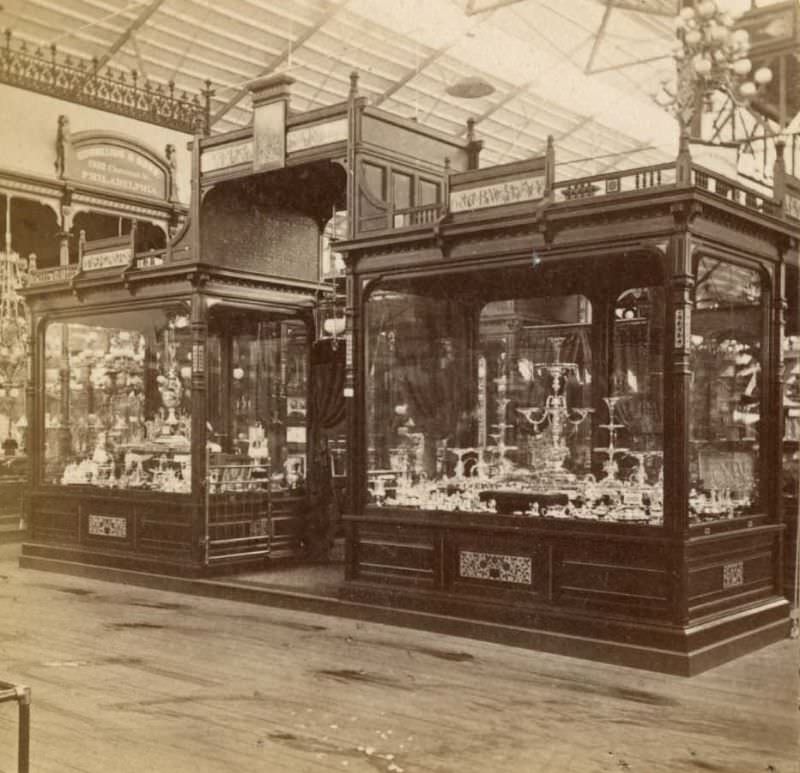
xmin=88 ymin=0 xmax=165 ymax=74
xmin=465 ymin=0 xmax=528 ymax=16
xmin=584 ymin=1 xmax=614 ymax=75
xmin=586 ymin=53 xmax=671 ymax=75
xmin=372 ymin=44 xmax=458 ymax=108
xmin=609 ymin=0 xmax=676 ymax=17
xmin=372 ymin=10 xmax=494 ymax=108
xmin=210 ymin=0 xmax=349 ymax=127
xmin=455 ymin=31 xmax=594 ymax=136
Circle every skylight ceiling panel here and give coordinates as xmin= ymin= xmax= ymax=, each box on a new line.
xmin=485 ymin=124 xmax=554 ymax=157
xmin=293 ymin=43 xmax=402 ymax=91
xmin=215 ymin=103 xmax=253 ymax=128
xmin=389 ymin=81 xmax=500 ymax=123
xmin=132 ymin=27 xmax=271 ymax=82
xmin=587 ymin=14 xmax=672 ymax=75
xmin=236 ymin=0 xmax=333 ymax=29
xmin=283 ymin=77 xmax=353 ymax=110
xmin=16 ymin=0 xmax=129 ymax=35
xmin=491 ymin=121 xmax=565 ymax=151
xmin=504 ymin=0 xmax=608 ymax=51
xmin=347 ymin=0 xmax=472 ymax=51
xmin=379 ymin=95 xmax=467 ymax=135
xmin=152 ymin=8 xmax=285 ymax=68
xmin=376 ymin=91 xmax=465 ymax=126
xmin=281 ymin=61 xmax=354 ymax=98
xmin=305 ymin=31 xmax=418 ymax=82
xmin=0 ymin=13 xmax=98 ymax=53
xmin=325 ymin=11 xmax=436 ymax=68
xmin=489 ymin=0 xmax=677 ymax=146
xmin=446 ymin=25 xmax=573 ymax=89
xmin=491 ymin=98 xmax=591 ymax=138
xmin=166 ymin=0 xmax=324 ymax=41
xmin=381 ymin=86 xmax=478 ymax=125
xmin=300 ymin=39 xmax=410 ymax=89
xmin=127 ymin=40 xmax=251 ymax=92
xmin=164 ymin=9 xmax=291 ymax=58
xmin=11 ymin=0 xmax=122 ymax=52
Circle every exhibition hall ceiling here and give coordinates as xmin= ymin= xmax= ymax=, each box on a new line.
xmin=1 ymin=0 xmax=790 ymax=176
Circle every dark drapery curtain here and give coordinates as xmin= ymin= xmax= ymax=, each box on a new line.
xmin=311 ymin=339 xmax=346 ymax=429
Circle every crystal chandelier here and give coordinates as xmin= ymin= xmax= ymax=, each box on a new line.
xmin=0 ymin=198 xmax=34 ymax=443
xmin=655 ymin=0 xmax=773 ymax=135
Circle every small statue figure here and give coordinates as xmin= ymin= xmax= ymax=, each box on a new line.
xmin=55 ymin=115 xmax=70 ymax=178
xmin=165 ymin=143 xmax=179 ymax=202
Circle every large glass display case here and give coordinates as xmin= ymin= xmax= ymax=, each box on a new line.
xmin=206 ymin=312 xmax=308 ymax=496
xmin=364 ymin=265 xmax=665 ymax=525
xmin=39 ymin=308 xmax=310 ymax=501
xmin=43 ymin=307 xmax=194 ymax=492
xmin=689 ymin=258 xmax=764 ymax=524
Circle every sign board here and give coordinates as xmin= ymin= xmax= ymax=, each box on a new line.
xmin=449 ymin=174 xmax=546 ymax=213
xmin=287 ymin=118 xmax=348 ymax=154
xmin=253 ymin=100 xmax=286 ymax=172
xmin=82 ymin=246 xmax=132 ymax=272
xmin=72 ymin=142 xmax=167 ymax=199
xmin=201 ymin=140 xmax=254 ymax=174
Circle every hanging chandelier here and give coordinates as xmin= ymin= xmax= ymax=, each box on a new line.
xmin=0 ymin=198 xmax=34 ymax=441
xmin=655 ymin=1 xmax=773 ymax=133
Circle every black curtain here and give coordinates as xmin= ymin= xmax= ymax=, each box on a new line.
xmin=311 ymin=339 xmax=346 ymax=429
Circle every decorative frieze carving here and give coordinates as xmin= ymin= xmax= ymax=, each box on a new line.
xmin=722 ymin=560 xmax=744 ymax=589
xmin=88 ymin=514 xmax=127 ymax=538
xmin=459 ymin=550 xmax=532 ymax=585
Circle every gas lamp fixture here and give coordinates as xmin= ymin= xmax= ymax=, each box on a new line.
xmin=655 ymin=1 xmax=772 ymax=133
xmin=0 ymin=198 xmax=34 ymax=443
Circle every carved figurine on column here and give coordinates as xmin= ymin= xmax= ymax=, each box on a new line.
xmin=55 ymin=115 xmax=70 ymax=179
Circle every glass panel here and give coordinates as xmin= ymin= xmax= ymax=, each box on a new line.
xmin=362 ymin=163 xmax=386 ymax=201
xmin=365 ymin=276 xmax=664 ymax=524
xmin=610 ymin=287 xmax=665 ymax=495
xmin=783 ymin=265 xmax=799 ymax=501
xmin=392 ymin=172 xmax=412 ymax=210
xmin=43 ymin=309 xmax=192 ymax=491
xmin=690 ymin=258 xmax=763 ymax=521
xmin=418 ymin=179 xmax=440 ymax=206
xmin=207 ymin=314 xmax=308 ymax=494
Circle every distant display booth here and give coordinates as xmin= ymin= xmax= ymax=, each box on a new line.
xmin=21 ymin=75 xmax=347 ymax=575
xmin=339 ymin=122 xmax=800 ymax=674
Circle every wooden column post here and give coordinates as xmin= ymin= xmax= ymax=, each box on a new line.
xmin=770 ymin=255 xmax=788 ymax=595
xmin=666 ymin=204 xmax=697 ymax=625
xmin=190 ymin=290 xmax=208 ymax=566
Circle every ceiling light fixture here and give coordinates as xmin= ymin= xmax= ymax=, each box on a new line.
xmin=446 ymin=76 xmax=495 ymax=99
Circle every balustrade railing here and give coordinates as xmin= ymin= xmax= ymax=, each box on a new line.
xmin=392 ymin=203 xmax=444 ymax=228
xmin=552 ymin=162 xmax=677 ymax=202
xmin=691 ymin=165 xmax=779 ymax=216
xmin=25 ymin=265 xmax=78 ymax=286
xmin=1 ymin=30 xmax=210 ymax=134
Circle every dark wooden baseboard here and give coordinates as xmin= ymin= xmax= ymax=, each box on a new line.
xmin=19 ymin=550 xmax=791 ymax=676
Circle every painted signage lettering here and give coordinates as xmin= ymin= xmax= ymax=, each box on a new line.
xmin=287 ymin=118 xmax=348 ymax=153
xmin=72 ymin=144 xmax=166 ymax=198
xmin=200 ymin=140 xmax=254 ymax=173
xmin=83 ymin=248 xmax=132 ymax=272
xmin=449 ymin=174 xmax=546 ymax=212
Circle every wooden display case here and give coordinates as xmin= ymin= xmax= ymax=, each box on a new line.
xmin=337 ymin=132 xmax=800 ymax=674
xmin=19 ymin=74 xmax=347 ymax=577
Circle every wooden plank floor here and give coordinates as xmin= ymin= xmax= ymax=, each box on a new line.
xmin=1 ymin=543 xmax=798 ymax=773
